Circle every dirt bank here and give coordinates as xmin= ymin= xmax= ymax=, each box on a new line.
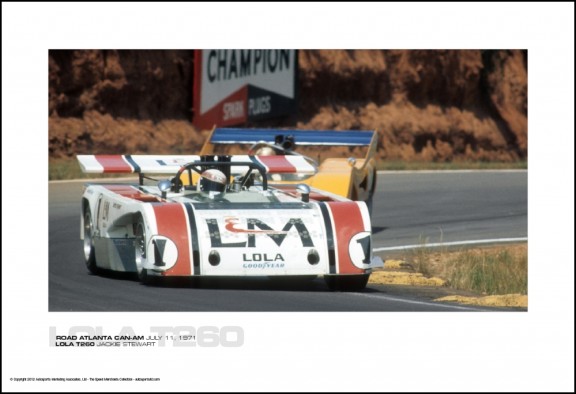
xmin=49 ymin=50 xmax=527 ymax=162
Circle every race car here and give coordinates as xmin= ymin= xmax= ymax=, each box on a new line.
xmin=77 ymin=154 xmax=383 ymax=291
xmin=199 ymin=128 xmax=379 ymax=213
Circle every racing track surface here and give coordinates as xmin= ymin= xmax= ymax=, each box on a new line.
xmin=49 ymin=171 xmax=527 ymax=312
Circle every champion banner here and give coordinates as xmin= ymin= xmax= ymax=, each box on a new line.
xmin=193 ymin=50 xmax=298 ymax=129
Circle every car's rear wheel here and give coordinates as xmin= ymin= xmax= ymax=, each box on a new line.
xmin=366 ymin=169 xmax=377 ymax=217
xmin=324 ymin=274 xmax=369 ymax=292
xmin=134 ymin=217 xmax=151 ymax=284
xmin=83 ymin=208 xmax=98 ymax=274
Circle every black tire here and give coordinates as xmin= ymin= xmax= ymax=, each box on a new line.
xmin=134 ymin=217 xmax=151 ymax=284
xmin=366 ymin=169 xmax=377 ymax=217
xmin=83 ymin=208 xmax=98 ymax=274
xmin=324 ymin=274 xmax=369 ymax=292
xmin=365 ymin=192 xmax=374 ymax=218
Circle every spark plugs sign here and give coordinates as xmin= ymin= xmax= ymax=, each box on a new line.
xmin=193 ymin=50 xmax=297 ymax=129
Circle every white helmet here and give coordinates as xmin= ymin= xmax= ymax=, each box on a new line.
xmin=198 ymin=169 xmax=227 ymax=198
xmin=254 ymin=146 xmax=276 ymax=156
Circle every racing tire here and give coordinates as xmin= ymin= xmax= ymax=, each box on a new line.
xmin=134 ymin=216 xmax=152 ymax=285
xmin=365 ymin=193 xmax=374 ymax=218
xmin=324 ymin=274 xmax=369 ymax=292
xmin=366 ymin=169 xmax=377 ymax=217
xmin=83 ymin=208 xmax=98 ymax=274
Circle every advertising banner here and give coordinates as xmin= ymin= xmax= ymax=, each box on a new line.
xmin=193 ymin=50 xmax=297 ymax=129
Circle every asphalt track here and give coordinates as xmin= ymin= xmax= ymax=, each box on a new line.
xmin=49 ymin=170 xmax=527 ymax=312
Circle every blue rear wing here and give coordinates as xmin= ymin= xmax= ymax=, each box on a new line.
xmin=200 ymin=128 xmax=379 ymax=166
xmin=207 ymin=128 xmax=375 ymax=146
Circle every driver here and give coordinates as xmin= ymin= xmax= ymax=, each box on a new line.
xmin=197 ymin=168 xmax=227 ymax=199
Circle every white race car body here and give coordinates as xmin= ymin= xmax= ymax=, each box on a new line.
xmin=78 ymin=154 xmax=382 ymax=290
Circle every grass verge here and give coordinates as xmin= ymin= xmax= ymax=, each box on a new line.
xmin=49 ymin=158 xmax=88 ymax=180
xmin=371 ymin=244 xmax=528 ymax=308
xmin=377 ymin=160 xmax=527 ymax=171
xmin=409 ymin=244 xmax=527 ymax=295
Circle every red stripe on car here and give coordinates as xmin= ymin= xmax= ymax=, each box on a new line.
xmin=94 ymin=155 xmax=132 ymax=173
xmin=326 ymin=202 xmax=366 ymax=274
xmin=152 ymin=204 xmax=192 ymax=276
xmin=271 ymin=185 xmax=335 ymax=202
xmin=103 ymin=185 xmax=159 ymax=202
xmin=257 ymin=155 xmax=297 ymax=173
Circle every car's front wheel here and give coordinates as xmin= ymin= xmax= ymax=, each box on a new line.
xmin=134 ymin=216 xmax=153 ymax=284
xmin=366 ymin=168 xmax=377 ymax=217
xmin=83 ymin=208 xmax=98 ymax=274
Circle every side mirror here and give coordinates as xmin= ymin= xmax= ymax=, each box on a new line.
xmin=158 ymin=179 xmax=172 ymax=199
xmin=231 ymin=176 xmax=243 ymax=192
xmin=296 ymin=184 xmax=310 ymax=203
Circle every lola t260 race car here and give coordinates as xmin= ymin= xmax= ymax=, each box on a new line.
xmin=77 ymin=154 xmax=382 ymax=291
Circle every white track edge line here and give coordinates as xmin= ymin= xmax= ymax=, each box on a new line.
xmin=349 ymin=292 xmax=487 ymax=311
xmin=374 ymin=237 xmax=528 ymax=252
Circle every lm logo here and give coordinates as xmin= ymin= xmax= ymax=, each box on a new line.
xmin=205 ymin=217 xmax=314 ymax=248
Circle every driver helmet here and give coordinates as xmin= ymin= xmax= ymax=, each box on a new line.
xmin=254 ymin=146 xmax=276 ymax=156
xmin=198 ymin=168 xmax=227 ymax=198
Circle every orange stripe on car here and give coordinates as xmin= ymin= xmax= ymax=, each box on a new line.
xmin=152 ymin=204 xmax=192 ymax=276
xmin=326 ymin=202 xmax=366 ymax=275
xmin=103 ymin=185 xmax=160 ymax=202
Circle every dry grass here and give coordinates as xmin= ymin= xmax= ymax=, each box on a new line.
xmin=49 ymin=158 xmax=90 ymax=180
xmin=369 ymin=271 xmax=445 ymax=286
xmin=435 ymin=294 xmax=528 ymax=308
xmin=409 ymin=244 xmax=528 ymax=295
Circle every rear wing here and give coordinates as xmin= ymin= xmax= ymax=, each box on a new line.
xmin=77 ymin=154 xmax=316 ymax=176
xmin=200 ymin=128 xmax=379 ymax=163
